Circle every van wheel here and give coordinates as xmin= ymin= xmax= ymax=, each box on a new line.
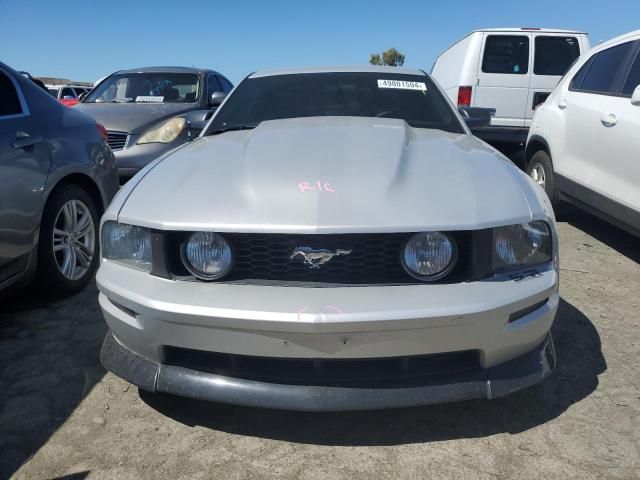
xmin=37 ymin=184 xmax=100 ymax=297
xmin=527 ymin=150 xmax=557 ymax=206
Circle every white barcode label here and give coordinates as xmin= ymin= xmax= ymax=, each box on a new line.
xmin=377 ymin=79 xmax=427 ymax=91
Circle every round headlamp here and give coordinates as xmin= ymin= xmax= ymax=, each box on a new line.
xmin=402 ymin=232 xmax=456 ymax=281
xmin=181 ymin=232 xmax=232 ymax=280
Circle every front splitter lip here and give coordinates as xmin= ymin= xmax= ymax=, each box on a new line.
xmin=100 ymin=331 xmax=556 ymax=411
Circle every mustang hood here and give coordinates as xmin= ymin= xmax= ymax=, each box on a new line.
xmin=74 ymin=102 xmax=196 ymax=134
xmin=118 ymin=117 xmax=537 ymax=232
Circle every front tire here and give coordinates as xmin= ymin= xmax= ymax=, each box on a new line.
xmin=527 ymin=150 xmax=557 ymax=206
xmin=37 ymin=184 xmax=100 ymax=297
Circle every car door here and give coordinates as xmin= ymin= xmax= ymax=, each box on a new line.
xmin=590 ymin=41 xmax=640 ymax=217
xmin=0 ymin=68 xmax=51 ymax=283
xmin=526 ymin=34 xmax=582 ymax=126
xmin=555 ymin=41 xmax=636 ymax=190
xmin=475 ymin=33 xmax=531 ymax=127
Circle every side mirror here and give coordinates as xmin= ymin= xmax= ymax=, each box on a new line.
xmin=78 ymin=92 xmax=89 ymax=101
xmin=458 ymin=106 xmax=495 ymax=129
xmin=209 ymin=91 xmax=227 ymax=107
xmin=631 ymin=85 xmax=640 ymax=107
xmin=183 ymin=110 xmax=214 ymax=140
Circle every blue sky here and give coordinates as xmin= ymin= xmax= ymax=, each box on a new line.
xmin=1 ymin=0 xmax=637 ymax=84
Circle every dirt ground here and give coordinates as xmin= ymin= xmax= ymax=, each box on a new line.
xmin=1 ymin=206 xmax=638 ymax=480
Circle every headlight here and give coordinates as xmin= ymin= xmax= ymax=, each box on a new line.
xmin=182 ymin=232 xmax=233 ymax=280
xmin=402 ymin=232 xmax=456 ymax=281
xmin=102 ymin=221 xmax=152 ymax=271
xmin=493 ymin=221 xmax=552 ymax=272
xmin=137 ymin=117 xmax=186 ymax=144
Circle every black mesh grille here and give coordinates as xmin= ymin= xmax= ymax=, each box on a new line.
xmin=166 ymin=231 xmax=473 ymax=285
xmin=163 ymin=347 xmax=481 ymax=387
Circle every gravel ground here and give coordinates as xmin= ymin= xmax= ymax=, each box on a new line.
xmin=1 ymin=206 xmax=638 ymax=480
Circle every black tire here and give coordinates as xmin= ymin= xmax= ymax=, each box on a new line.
xmin=526 ymin=150 xmax=557 ymax=207
xmin=37 ymin=184 xmax=100 ymax=297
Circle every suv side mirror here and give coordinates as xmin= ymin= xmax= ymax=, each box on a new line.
xmin=78 ymin=92 xmax=89 ymax=101
xmin=458 ymin=106 xmax=495 ymax=129
xmin=631 ymin=85 xmax=640 ymax=107
xmin=209 ymin=91 xmax=227 ymax=107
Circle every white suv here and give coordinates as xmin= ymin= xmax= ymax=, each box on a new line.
xmin=526 ymin=30 xmax=640 ymax=236
xmin=432 ymin=28 xmax=590 ymax=163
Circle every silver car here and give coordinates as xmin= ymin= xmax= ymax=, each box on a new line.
xmin=98 ymin=66 xmax=559 ymax=411
xmin=0 ymin=62 xmax=118 ymax=297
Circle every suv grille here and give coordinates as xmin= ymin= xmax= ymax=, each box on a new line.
xmin=106 ymin=131 xmax=128 ymax=151
xmin=163 ymin=232 xmax=475 ymax=285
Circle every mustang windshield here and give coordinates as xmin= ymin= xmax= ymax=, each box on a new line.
xmin=209 ymin=72 xmax=464 ymax=134
xmin=85 ymin=73 xmax=199 ymax=104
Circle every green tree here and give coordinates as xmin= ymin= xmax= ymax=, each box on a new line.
xmin=369 ymin=48 xmax=405 ymax=67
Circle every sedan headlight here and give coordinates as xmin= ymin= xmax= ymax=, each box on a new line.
xmin=181 ymin=232 xmax=233 ymax=280
xmin=102 ymin=221 xmax=152 ymax=271
xmin=137 ymin=117 xmax=186 ymax=144
xmin=493 ymin=221 xmax=552 ymax=272
xmin=402 ymin=232 xmax=456 ymax=281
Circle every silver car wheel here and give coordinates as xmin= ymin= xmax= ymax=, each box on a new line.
xmin=52 ymin=199 xmax=96 ymax=281
xmin=530 ymin=163 xmax=546 ymax=189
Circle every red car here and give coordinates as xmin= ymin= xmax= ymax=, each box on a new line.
xmin=47 ymin=84 xmax=91 ymax=107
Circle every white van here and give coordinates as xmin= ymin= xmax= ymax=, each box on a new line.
xmin=432 ymin=28 xmax=590 ymax=157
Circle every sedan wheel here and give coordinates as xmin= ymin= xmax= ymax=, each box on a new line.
xmin=38 ymin=184 xmax=100 ymax=297
xmin=52 ymin=199 xmax=96 ymax=280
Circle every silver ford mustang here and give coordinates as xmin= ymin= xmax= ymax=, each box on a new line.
xmin=98 ymin=66 xmax=559 ymax=411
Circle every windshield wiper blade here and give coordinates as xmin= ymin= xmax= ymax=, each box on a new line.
xmin=207 ymin=124 xmax=259 ymax=136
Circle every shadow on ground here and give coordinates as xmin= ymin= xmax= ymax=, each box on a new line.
xmin=0 ymin=282 xmax=106 ymax=479
xmin=142 ymin=297 xmax=606 ymax=446
xmin=558 ymin=204 xmax=639 ymax=263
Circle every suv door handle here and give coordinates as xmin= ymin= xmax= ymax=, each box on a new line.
xmin=601 ymin=113 xmax=617 ymax=127
xmin=558 ymin=99 xmax=567 ymax=110
xmin=12 ymin=131 xmax=44 ymax=149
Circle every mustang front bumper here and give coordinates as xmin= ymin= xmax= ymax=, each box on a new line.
xmin=97 ymin=260 xmax=559 ymax=411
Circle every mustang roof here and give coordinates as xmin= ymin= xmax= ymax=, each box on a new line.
xmin=250 ymin=65 xmax=426 ymax=78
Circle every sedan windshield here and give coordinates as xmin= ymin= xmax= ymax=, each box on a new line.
xmin=208 ymin=72 xmax=464 ymax=134
xmin=84 ymin=73 xmax=199 ymax=104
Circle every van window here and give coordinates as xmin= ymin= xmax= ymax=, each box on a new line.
xmin=0 ymin=71 xmax=22 ymax=116
xmin=482 ymin=35 xmax=529 ymax=75
xmin=534 ymin=36 xmax=580 ymax=76
xmin=572 ymin=42 xmax=636 ymax=95
xmin=622 ymin=50 xmax=640 ymax=96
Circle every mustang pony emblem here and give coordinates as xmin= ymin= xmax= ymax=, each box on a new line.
xmin=290 ymin=247 xmax=352 ymax=269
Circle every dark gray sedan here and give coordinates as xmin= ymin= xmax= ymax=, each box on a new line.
xmin=76 ymin=66 xmax=233 ymax=183
xmin=0 ymin=62 xmax=118 ymax=296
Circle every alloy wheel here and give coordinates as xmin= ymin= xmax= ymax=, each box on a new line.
xmin=52 ymin=199 xmax=96 ymax=280
xmin=530 ymin=163 xmax=546 ymax=189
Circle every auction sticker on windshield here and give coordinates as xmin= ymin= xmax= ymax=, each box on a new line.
xmin=135 ymin=96 xmax=164 ymax=103
xmin=377 ymin=79 xmax=426 ymax=91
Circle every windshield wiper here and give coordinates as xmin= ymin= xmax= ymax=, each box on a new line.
xmin=207 ymin=123 xmax=259 ymax=136
xmin=107 ymin=98 xmax=134 ymax=103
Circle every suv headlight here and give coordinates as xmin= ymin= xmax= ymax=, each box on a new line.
xmin=137 ymin=117 xmax=186 ymax=144
xmin=493 ymin=221 xmax=552 ymax=272
xmin=102 ymin=221 xmax=152 ymax=271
